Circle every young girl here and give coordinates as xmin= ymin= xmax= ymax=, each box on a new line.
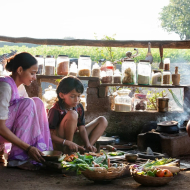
xmin=48 ymin=76 xmax=107 ymax=153
xmin=0 ymin=52 xmax=53 ymax=170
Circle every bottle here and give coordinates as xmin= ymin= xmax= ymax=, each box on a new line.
xmin=56 ymin=55 xmax=69 ymax=76
xmin=45 ymin=55 xmax=55 ymax=75
xmin=69 ymin=62 xmax=78 ymax=76
xmin=137 ymin=60 xmax=151 ymax=85
xmin=92 ymin=63 xmax=100 ymax=78
xmin=35 ymin=55 xmax=44 ymax=74
xmin=172 ymin=66 xmax=180 ymax=85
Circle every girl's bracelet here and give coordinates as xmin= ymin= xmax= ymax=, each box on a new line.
xmin=26 ymin=145 xmax=33 ymax=153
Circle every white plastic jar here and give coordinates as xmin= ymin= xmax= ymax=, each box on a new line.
xmin=45 ymin=55 xmax=55 ymax=75
xmin=69 ymin=62 xmax=78 ymax=76
xmin=78 ymin=55 xmax=91 ymax=77
xmin=56 ymin=55 xmax=69 ymax=76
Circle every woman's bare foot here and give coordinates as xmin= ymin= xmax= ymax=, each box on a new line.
xmin=17 ymin=162 xmax=41 ymax=171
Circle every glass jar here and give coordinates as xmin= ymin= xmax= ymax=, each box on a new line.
xmin=92 ymin=63 xmax=100 ymax=78
xmin=114 ymin=89 xmax=131 ymax=112
xmin=137 ymin=60 xmax=151 ymax=85
xmin=69 ymin=62 xmax=78 ymax=76
xmin=113 ymin=69 xmax=121 ymax=83
xmin=45 ymin=55 xmax=55 ymax=75
xmin=101 ymin=69 xmax=113 ymax=83
xmin=80 ymin=94 xmax=86 ymax=111
xmin=42 ymin=85 xmax=57 ymax=111
xmin=133 ymin=93 xmax=147 ymax=111
xmin=56 ymin=55 xmax=69 ymax=76
xmin=78 ymin=55 xmax=91 ymax=77
xmin=35 ymin=55 xmax=44 ymax=74
xmin=164 ymin=58 xmax=170 ymax=71
xmin=122 ymin=59 xmax=136 ymax=84
xmin=151 ymin=70 xmax=162 ymax=85
xmin=162 ymin=70 xmax=171 ymax=85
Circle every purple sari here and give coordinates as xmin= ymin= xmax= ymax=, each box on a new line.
xmin=0 ymin=76 xmax=53 ymax=166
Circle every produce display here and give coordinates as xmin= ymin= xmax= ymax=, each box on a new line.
xmin=130 ymin=158 xmax=180 ymax=177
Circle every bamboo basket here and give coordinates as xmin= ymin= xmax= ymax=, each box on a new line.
xmin=132 ymin=172 xmax=174 ymax=186
xmin=82 ymin=165 xmax=127 ymax=181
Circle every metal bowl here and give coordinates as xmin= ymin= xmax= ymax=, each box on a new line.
xmin=42 ymin=150 xmax=62 ymax=162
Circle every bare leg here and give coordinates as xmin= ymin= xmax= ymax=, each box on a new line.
xmin=86 ymin=116 xmax=108 ymax=145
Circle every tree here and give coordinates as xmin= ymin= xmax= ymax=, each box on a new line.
xmin=159 ymin=0 xmax=190 ymax=40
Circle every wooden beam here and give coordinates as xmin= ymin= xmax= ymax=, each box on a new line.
xmin=1 ymin=35 xmax=190 ymax=49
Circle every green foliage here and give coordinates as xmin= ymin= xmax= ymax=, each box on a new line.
xmin=1 ymin=45 xmax=190 ymax=63
xmin=159 ymin=0 xmax=190 ymax=40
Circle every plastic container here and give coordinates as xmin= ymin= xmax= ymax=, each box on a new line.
xmin=45 ymin=55 xmax=55 ymax=75
xmin=162 ymin=70 xmax=171 ymax=85
xmin=137 ymin=60 xmax=151 ymax=85
xmin=78 ymin=55 xmax=91 ymax=77
xmin=92 ymin=63 xmax=100 ymax=78
xmin=122 ymin=59 xmax=136 ymax=84
xmin=42 ymin=85 xmax=57 ymax=111
xmin=69 ymin=62 xmax=78 ymax=76
xmin=56 ymin=55 xmax=69 ymax=76
xmin=113 ymin=69 xmax=121 ymax=83
xmin=35 ymin=55 xmax=44 ymax=74
xmin=101 ymin=69 xmax=113 ymax=83
xmin=151 ymin=70 xmax=162 ymax=85
xmin=114 ymin=89 xmax=131 ymax=112
xmin=133 ymin=93 xmax=147 ymax=111
xmin=164 ymin=58 xmax=170 ymax=71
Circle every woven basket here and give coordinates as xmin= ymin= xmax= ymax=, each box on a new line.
xmin=82 ymin=166 xmax=127 ymax=181
xmin=132 ymin=172 xmax=173 ymax=186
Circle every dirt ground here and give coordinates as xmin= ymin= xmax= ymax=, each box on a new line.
xmin=1 ymin=155 xmax=190 ymax=190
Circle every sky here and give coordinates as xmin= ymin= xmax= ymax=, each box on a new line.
xmin=0 ymin=0 xmax=180 ymax=40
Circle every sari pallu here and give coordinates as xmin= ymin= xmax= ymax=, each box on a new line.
xmin=0 ymin=76 xmax=53 ymax=166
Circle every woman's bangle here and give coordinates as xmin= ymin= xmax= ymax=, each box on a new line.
xmin=26 ymin=145 xmax=32 ymax=153
xmin=63 ymin=139 xmax=66 ymax=145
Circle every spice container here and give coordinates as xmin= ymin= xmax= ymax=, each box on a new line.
xmin=122 ymin=59 xmax=136 ymax=84
xmin=157 ymin=97 xmax=169 ymax=112
xmin=151 ymin=70 xmax=162 ymax=85
xmin=45 ymin=55 xmax=55 ymax=75
xmin=164 ymin=58 xmax=170 ymax=71
xmin=69 ymin=62 xmax=78 ymax=76
xmin=137 ymin=60 xmax=151 ymax=85
xmin=172 ymin=66 xmax=180 ymax=85
xmin=78 ymin=55 xmax=91 ymax=77
xmin=56 ymin=55 xmax=69 ymax=76
xmin=101 ymin=69 xmax=113 ymax=83
xmin=162 ymin=70 xmax=171 ymax=85
xmin=133 ymin=93 xmax=147 ymax=111
xmin=114 ymin=89 xmax=131 ymax=112
xmin=42 ymin=85 xmax=57 ymax=111
xmin=113 ymin=69 xmax=121 ymax=83
xmin=35 ymin=55 xmax=44 ymax=74
xmin=92 ymin=63 xmax=100 ymax=78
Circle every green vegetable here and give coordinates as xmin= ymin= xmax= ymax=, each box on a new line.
xmin=147 ymin=171 xmax=155 ymax=177
xmin=108 ymin=151 xmax=125 ymax=156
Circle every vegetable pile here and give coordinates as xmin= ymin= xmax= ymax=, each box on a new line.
xmin=60 ymin=151 xmax=110 ymax=174
xmin=130 ymin=158 xmax=180 ymax=177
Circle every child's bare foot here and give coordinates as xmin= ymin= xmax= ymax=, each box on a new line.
xmin=17 ymin=162 xmax=41 ymax=171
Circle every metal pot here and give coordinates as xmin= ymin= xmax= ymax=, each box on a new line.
xmin=156 ymin=121 xmax=179 ymax=133
xmin=157 ymin=97 xmax=169 ymax=112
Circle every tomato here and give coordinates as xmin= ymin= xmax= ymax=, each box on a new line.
xmin=163 ymin=169 xmax=173 ymax=177
xmin=156 ymin=169 xmax=165 ymax=177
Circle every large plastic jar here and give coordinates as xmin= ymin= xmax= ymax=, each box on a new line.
xmin=45 ymin=55 xmax=55 ymax=75
xmin=92 ymin=63 xmax=100 ymax=78
xmin=78 ymin=55 xmax=91 ymax=77
xmin=114 ymin=89 xmax=131 ymax=112
xmin=137 ymin=60 xmax=151 ymax=85
xmin=122 ymin=59 xmax=136 ymax=84
xmin=35 ymin=55 xmax=44 ymax=74
xmin=56 ymin=55 xmax=69 ymax=76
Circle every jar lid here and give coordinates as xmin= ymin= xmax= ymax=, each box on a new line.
xmin=123 ymin=58 xmax=134 ymax=62
xmin=80 ymin=55 xmax=90 ymax=57
xmin=157 ymin=120 xmax=178 ymax=126
xmin=35 ymin=55 xmax=43 ymax=58
xmin=46 ymin=55 xmax=54 ymax=58
xmin=139 ymin=60 xmax=150 ymax=62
